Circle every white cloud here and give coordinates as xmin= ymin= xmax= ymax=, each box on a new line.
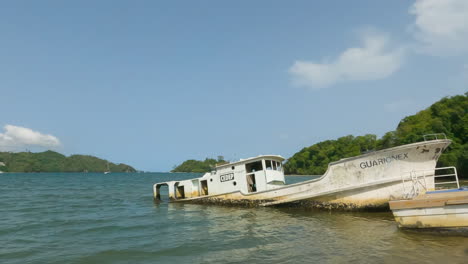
xmin=289 ymin=31 xmax=405 ymax=89
xmin=409 ymin=0 xmax=468 ymax=55
xmin=0 ymin=125 xmax=61 ymax=150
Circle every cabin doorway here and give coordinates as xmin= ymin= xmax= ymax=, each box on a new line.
xmin=200 ymin=180 xmax=209 ymax=195
xmin=174 ymin=182 xmax=185 ymax=199
xmin=155 ymin=184 xmax=169 ymax=202
xmin=247 ymin=174 xmax=257 ymax=192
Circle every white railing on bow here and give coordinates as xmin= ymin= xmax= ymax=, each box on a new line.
xmin=423 ymin=133 xmax=447 ymax=141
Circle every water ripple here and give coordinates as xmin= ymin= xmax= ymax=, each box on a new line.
xmin=1 ymin=173 xmax=467 ymax=264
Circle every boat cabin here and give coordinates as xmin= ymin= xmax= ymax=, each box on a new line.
xmin=154 ymin=155 xmax=285 ymax=201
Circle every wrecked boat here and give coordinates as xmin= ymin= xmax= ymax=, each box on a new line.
xmin=389 ymin=167 xmax=468 ymax=229
xmin=153 ymin=135 xmax=452 ymax=210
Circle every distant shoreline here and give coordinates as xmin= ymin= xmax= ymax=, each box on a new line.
xmin=0 ymin=150 xmax=136 ymax=173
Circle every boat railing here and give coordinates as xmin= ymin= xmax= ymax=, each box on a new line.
xmin=401 ymin=166 xmax=459 ymax=199
xmin=423 ymin=133 xmax=447 ymax=141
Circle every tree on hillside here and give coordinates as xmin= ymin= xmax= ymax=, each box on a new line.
xmin=392 ymin=93 xmax=467 ymax=177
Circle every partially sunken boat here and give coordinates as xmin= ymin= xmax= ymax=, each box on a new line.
xmin=389 ymin=167 xmax=468 ymax=229
xmin=154 ymin=135 xmax=452 ymax=210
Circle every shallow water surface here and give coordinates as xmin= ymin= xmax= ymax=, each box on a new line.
xmin=1 ymin=173 xmax=467 ymax=264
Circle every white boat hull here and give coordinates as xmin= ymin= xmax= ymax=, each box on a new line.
xmin=156 ymin=139 xmax=452 ymax=210
xmin=392 ymin=204 xmax=468 ymax=228
xmin=390 ymin=187 xmax=468 ymax=228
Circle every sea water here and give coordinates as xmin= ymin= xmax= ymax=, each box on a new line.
xmin=1 ymin=173 xmax=467 ymax=264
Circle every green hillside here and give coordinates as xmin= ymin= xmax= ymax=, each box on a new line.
xmin=0 ymin=150 xmax=136 ymax=173
xmin=284 ymin=93 xmax=468 ymax=178
xmin=171 ymin=157 xmax=226 ymax=173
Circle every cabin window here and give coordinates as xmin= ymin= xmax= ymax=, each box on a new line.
xmin=246 ymin=161 xmax=263 ymax=173
xmin=265 ymin=160 xmax=282 ymax=171
xmin=276 ymin=161 xmax=283 ymax=171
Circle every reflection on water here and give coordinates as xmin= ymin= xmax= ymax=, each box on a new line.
xmin=155 ymin=203 xmax=468 ymax=263
xmin=1 ymin=173 xmax=467 ymax=264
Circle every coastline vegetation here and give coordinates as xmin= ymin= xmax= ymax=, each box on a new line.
xmin=0 ymin=150 xmax=136 ymax=173
xmin=171 ymin=156 xmax=226 ymax=173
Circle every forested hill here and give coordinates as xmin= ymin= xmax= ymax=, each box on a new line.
xmin=284 ymin=93 xmax=468 ymax=178
xmin=171 ymin=157 xmax=227 ymax=173
xmin=0 ymin=150 xmax=136 ymax=173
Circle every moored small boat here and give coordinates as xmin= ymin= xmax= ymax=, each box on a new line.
xmin=389 ymin=167 xmax=468 ymax=229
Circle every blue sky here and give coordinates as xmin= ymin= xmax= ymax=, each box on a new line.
xmin=0 ymin=0 xmax=467 ymax=171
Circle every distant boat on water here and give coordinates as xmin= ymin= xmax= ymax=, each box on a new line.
xmin=104 ymin=163 xmax=110 ymax=174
